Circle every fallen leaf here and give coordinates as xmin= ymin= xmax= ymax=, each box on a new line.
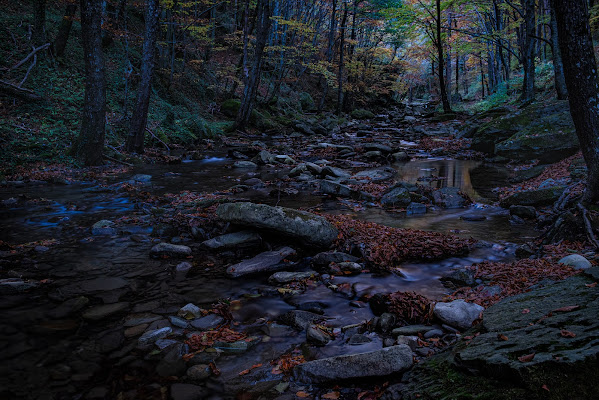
xmin=518 ymin=353 xmax=535 ymax=363
xmin=585 ymin=282 xmax=597 ymax=288
xmin=560 ymin=329 xmax=576 ymax=338
xmin=552 ymin=305 xmax=580 ymax=313
xmin=323 ymin=392 xmax=340 ymax=399
xmin=522 ymin=309 xmax=530 ymax=314
xmin=238 ymin=369 xmax=251 ymax=376
xmin=296 ymin=391 xmax=310 ymax=398
xmin=542 ymin=384 xmax=550 ymax=392
xmin=497 ymin=334 xmax=509 ymax=341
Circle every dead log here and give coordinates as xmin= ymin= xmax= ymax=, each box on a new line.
xmin=0 ymin=80 xmax=43 ymax=101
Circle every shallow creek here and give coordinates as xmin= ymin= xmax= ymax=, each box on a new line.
xmin=0 ymin=154 xmax=539 ymax=398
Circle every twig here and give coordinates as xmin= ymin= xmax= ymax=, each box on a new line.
xmin=146 ymin=127 xmax=170 ymax=154
xmin=19 ymin=46 xmax=37 ymax=88
xmin=103 ymin=154 xmax=133 ymax=167
xmin=10 ymin=43 xmax=50 ymax=71
xmin=577 ymin=203 xmax=599 ymax=249
xmin=0 ymin=79 xmax=43 ymax=101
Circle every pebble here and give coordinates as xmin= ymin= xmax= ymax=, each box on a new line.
xmin=190 ymin=314 xmax=224 ymax=330
xmin=138 ymin=327 xmax=172 ymax=347
xmin=178 ymin=303 xmax=203 ymax=319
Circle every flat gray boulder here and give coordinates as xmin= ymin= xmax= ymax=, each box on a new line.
xmin=294 ymin=345 xmax=414 ymax=383
xmin=201 ymin=231 xmax=261 ymax=250
xmin=216 ymin=202 xmax=338 ymax=247
xmin=227 ymin=247 xmax=296 ymax=277
xmin=434 ymin=300 xmax=483 ymax=330
xmin=151 ymin=243 xmax=192 ymax=258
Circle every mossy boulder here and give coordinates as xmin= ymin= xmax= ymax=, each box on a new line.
xmin=351 ymin=109 xmax=375 ymax=120
xmin=299 ymin=92 xmax=316 ymax=112
xmin=221 ymin=99 xmax=241 ymax=118
xmin=499 ymin=186 xmax=565 ymax=208
xmin=472 ymin=101 xmax=579 ymax=162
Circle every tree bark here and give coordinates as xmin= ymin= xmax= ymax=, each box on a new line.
xmin=552 ymin=0 xmax=599 ymax=203
xmin=127 ymin=0 xmax=160 ymax=153
xmin=520 ymin=0 xmax=536 ymax=103
xmin=337 ymin=2 xmax=348 ymax=115
xmin=318 ymin=0 xmax=337 ymax=111
xmin=54 ymin=4 xmax=78 ymax=58
xmin=549 ymin=3 xmax=568 ymax=99
xmin=436 ymin=0 xmax=452 ymax=113
xmin=32 ymin=0 xmax=47 ymax=46
xmin=234 ymin=0 xmax=271 ymax=130
xmin=75 ymin=0 xmax=106 ymax=166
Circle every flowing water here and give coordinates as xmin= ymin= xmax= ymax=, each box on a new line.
xmin=0 ymin=154 xmax=539 ymax=398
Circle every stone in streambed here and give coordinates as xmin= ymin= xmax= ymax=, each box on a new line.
xmin=91 ymin=220 xmax=116 ymax=235
xmin=190 ymin=314 xmax=224 ymax=330
xmin=201 ymin=231 xmax=261 ymax=250
xmin=217 ymin=202 xmax=338 ymax=247
xmin=433 ymin=187 xmax=468 ymax=209
xmin=279 ymin=310 xmax=323 ymax=330
xmin=500 ymin=186 xmax=565 ymax=208
xmin=433 ymin=300 xmax=483 ymax=330
xmin=82 ymin=302 xmax=129 ymax=321
xmin=233 ymin=161 xmax=257 ymax=168
xmin=178 ymin=303 xmax=203 ymax=319
xmin=138 ymin=327 xmax=172 ymax=347
xmin=381 ymin=187 xmax=412 ymax=208
xmin=559 ymin=254 xmax=592 ymax=270
xmin=312 ymin=251 xmax=358 ymax=267
xmin=307 ymin=325 xmax=331 ymax=346
xmin=150 ymin=242 xmax=192 ymax=258
xmin=170 ymin=383 xmax=207 ymax=400
xmin=226 ymin=247 xmax=296 ymax=277
xmin=268 ymin=271 xmax=316 ymax=284
xmin=294 ymin=345 xmax=414 ymax=383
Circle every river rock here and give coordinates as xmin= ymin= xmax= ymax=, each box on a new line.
xmin=186 ymin=364 xmax=211 ymax=381
xmin=233 ymin=161 xmax=258 ymax=168
xmin=321 ymin=166 xmax=351 ymax=179
xmin=49 ymin=296 xmax=90 ymax=318
xmin=377 ymin=313 xmax=397 ymax=333
xmin=354 ymin=168 xmax=395 ymax=182
xmin=364 ymin=143 xmax=393 ymax=153
xmin=433 ymin=187 xmax=467 ymax=209
xmin=178 ymin=303 xmax=203 ymax=319
xmin=226 ymin=247 xmax=296 ymax=277
xmin=307 ymin=325 xmax=331 ymax=346
xmin=170 ymin=383 xmax=207 ymax=400
xmin=138 ymin=327 xmax=172 ymax=347
xmin=499 ymin=186 xmax=565 ymax=208
xmin=320 ymin=180 xmax=354 ymax=198
xmin=558 ymin=254 xmax=592 ymax=270
xmin=294 ymin=345 xmax=414 ymax=383
xmin=406 ymin=202 xmax=427 ymax=215
xmin=201 ymin=231 xmax=261 ymax=250
xmin=91 ymin=220 xmax=116 ymax=235
xmin=216 ymin=202 xmax=338 ymax=247
xmin=190 ymin=314 xmax=224 ymax=330
xmin=433 ymin=300 xmax=483 ymax=330
xmin=268 ymin=271 xmax=316 ymax=284
xmin=392 ymin=325 xmax=433 ymax=337
xmin=279 ymin=310 xmax=322 ymax=330
xmin=82 ymin=302 xmax=129 ymax=321
xmin=312 ymin=251 xmax=358 ymax=267
xmin=509 ymin=205 xmax=537 ymax=219
xmin=393 ymin=152 xmax=410 ymax=162
xmin=150 ymin=243 xmax=192 ymax=258
xmin=381 ymin=187 xmax=412 ymax=208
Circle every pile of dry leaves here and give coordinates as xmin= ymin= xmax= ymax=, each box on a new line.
xmin=388 ymin=291 xmax=433 ymax=325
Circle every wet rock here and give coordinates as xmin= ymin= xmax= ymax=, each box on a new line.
xmin=132 ymin=174 xmax=152 ymax=182
xmin=139 ymin=327 xmax=172 ymax=347
xmin=423 ymin=329 xmax=443 ymax=339
xmin=321 ymin=166 xmax=351 ymax=180
xmin=187 ymin=364 xmax=211 ymax=381
xmin=190 ymin=314 xmax=224 ymax=330
xmin=558 ymin=254 xmax=592 ymax=270
xmin=393 ymin=152 xmax=410 ymax=162
xmin=354 ymin=168 xmax=395 ymax=182
xmin=364 ymin=143 xmax=393 ymax=153
xmin=91 ymin=220 xmax=116 ymax=235
xmin=392 ymin=325 xmax=433 ymax=337
xmin=377 ymin=313 xmax=397 ymax=333
xmin=0 ymin=278 xmax=38 ymax=294
xmin=337 ymin=262 xmax=363 ymax=275
xmin=275 ymin=155 xmax=295 ymax=165
xmin=124 ymin=313 xmax=162 ymax=327
xmin=49 ymin=296 xmax=89 ymax=318
xmin=396 ymin=335 xmax=419 ymax=351
xmin=81 ymin=277 xmax=128 ymax=292
xmin=213 ymin=337 xmax=259 ymax=353
xmin=202 ymin=231 xmax=262 ymax=250
xmin=500 ymin=186 xmax=565 ymax=208
xmin=320 ymin=180 xmax=354 ymax=198
xmin=150 ymin=242 xmax=192 ymax=258
xmin=255 ymin=150 xmax=275 ymax=164
xmin=406 ymin=202 xmax=427 ymax=215
xmin=157 ymin=343 xmax=188 ymax=377
xmin=82 ymin=302 xmax=129 ymax=321
xmin=348 ymin=333 xmax=373 ymax=345
xmin=279 ymin=310 xmax=323 ymax=330
xmin=178 ymin=303 xmax=203 ymax=319
xmin=307 ymin=325 xmax=331 ymax=346
xmin=268 ymin=271 xmax=316 ymax=284
xmin=175 ymin=262 xmax=193 ymax=280
xmin=171 ymin=383 xmax=207 ymax=400
xmin=233 ymin=161 xmax=258 ymax=168
xmin=294 ymin=345 xmax=413 ymax=383
xmin=440 ymin=268 xmax=476 ymax=287
xmin=227 ymin=247 xmax=296 ymax=277
xmin=381 ymin=187 xmax=412 ymax=208
xmin=364 ymin=150 xmax=382 ymax=159
xmin=187 ymin=349 xmax=222 ymax=366
xmin=217 ymin=202 xmax=338 ymax=247
xmin=433 ymin=300 xmax=483 ymax=330
xmin=169 ymin=316 xmax=190 ymax=329
xmin=433 ymin=187 xmax=467 ymax=209
xmin=124 ymin=324 xmax=149 ymax=338
xmin=509 ymin=205 xmax=537 ymax=219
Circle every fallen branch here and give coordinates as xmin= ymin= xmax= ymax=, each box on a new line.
xmin=19 ymin=46 xmax=37 ymax=87
xmin=103 ymin=154 xmax=133 ymax=167
xmin=146 ymin=127 xmax=170 ymax=154
xmin=577 ymin=202 xmax=599 ymax=249
xmin=0 ymin=79 xmax=43 ymax=101
xmin=10 ymin=43 xmax=50 ymax=71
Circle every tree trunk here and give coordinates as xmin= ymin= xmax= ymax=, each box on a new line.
xmin=520 ymin=0 xmax=536 ymax=103
xmin=337 ymin=2 xmax=348 ymax=115
xmin=234 ymin=0 xmax=271 ymax=130
xmin=318 ymin=0 xmax=337 ymax=111
xmin=76 ymin=0 xmax=106 ymax=166
xmin=552 ymin=0 xmax=599 ymax=203
xmin=54 ymin=4 xmax=77 ymax=58
xmin=436 ymin=0 xmax=452 ymax=113
xmin=33 ymin=0 xmax=47 ymax=46
xmin=127 ymin=0 xmax=160 ymax=153
xmin=549 ymin=3 xmax=568 ymax=99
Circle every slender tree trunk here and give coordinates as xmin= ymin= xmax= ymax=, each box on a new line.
xmin=54 ymin=4 xmax=77 ymax=58
xmin=552 ymin=0 xmax=599 ymax=203
xmin=549 ymin=3 xmax=568 ymax=99
xmin=436 ymin=0 xmax=452 ymax=113
xmin=127 ymin=0 xmax=160 ymax=153
xmin=520 ymin=0 xmax=536 ymax=103
xmin=33 ymin=0 xmax=47 ymax=46
xmin=76 ymin=0 xmax=106 ymax=166
xmin=234 ymin=0 xmax=271 ymax=130
xmin=319 ymin=0 xmax=337 ymax=111
xmin=337 ymin=2 xmax=348 ymax=115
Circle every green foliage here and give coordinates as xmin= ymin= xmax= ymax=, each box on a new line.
xmin=220 ymin=99 xmax=241 ymax=118
xmin=351 ymin=109 xmax=375 ymax=119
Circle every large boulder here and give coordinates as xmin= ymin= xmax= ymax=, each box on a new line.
xmin=433 ymin=187 xmax=467 ymax=209
xmin=500 ymin=186 xmax=565 ymax=208
xmin=471 ymin=101 xmax=578 ymax=163
xmin=216 ymin=203 xmax=338 ymax=247
xmin=294 ymin=345 xmax=413 ymax=383
xmin=433 ymin=300 xmax=483 ymax=330
xmin=380 ymin=187 xmax=412 ymax=208
xmin=226 ymin=247 xmax=296 ymax=277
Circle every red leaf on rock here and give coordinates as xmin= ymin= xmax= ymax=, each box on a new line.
xmin=522 ymin=309 xmax=530 ymax=314
xmin=518 ymin=353 xmax=535 ymax=363
xmin=552 ymin=305 xmax=580 ymax=313
xmin=560 ymin=330 xmax=576 ymax=338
